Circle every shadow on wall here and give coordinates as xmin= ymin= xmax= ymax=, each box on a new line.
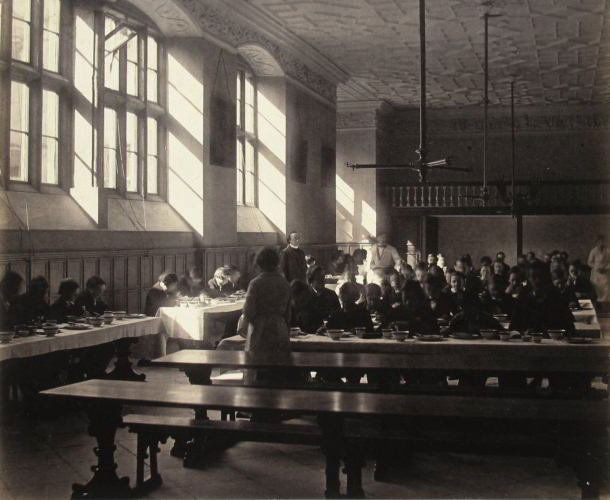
xmin=167 ymin=49 xmax=204 ymax=236
xmin=257 ymin=81 xmax=287 ymax=235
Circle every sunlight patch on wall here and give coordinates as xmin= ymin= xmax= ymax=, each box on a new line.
xmin=167 ymin=52 xmax=204 ymax=145
xmin=71 ymin=110 xmax=98 ymax=222
xmin=258 ymin=152 xmax=286 ymax=232
xmin=257 ymin=90 xmax=286 ymax=162
xmin=361 ymin=199 xmax=376 ymax=237
xmin=168 ymin=132 xmax=203 ymax=236
xmin=336 ymin=174 xmax=355 ymax=216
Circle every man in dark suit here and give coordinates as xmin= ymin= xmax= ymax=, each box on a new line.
xmin=280 ymin=231 xmax=307 ymax=283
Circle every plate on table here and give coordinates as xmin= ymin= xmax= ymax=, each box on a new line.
xmin=64 ymin=324 xmax=93 ymax=331
xmin=566 ymin=337 xmax=596 ymax=344
xmin=450 ymin=332 xmax=480 ymax=340
xmin=415 ymin=335 xmax=445 ymax=342
xmin=125 ymin=313 xmax=146 ymax=319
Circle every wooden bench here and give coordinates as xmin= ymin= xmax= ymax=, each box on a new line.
xmin=42 ymin=379 xmax=608 ymax=499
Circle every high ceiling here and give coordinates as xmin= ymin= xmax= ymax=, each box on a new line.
xmin=246 ymin=0 xmax=610 ymax=107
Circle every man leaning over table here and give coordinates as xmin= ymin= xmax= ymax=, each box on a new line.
xmin=366 ymin=233 xmax=401 ymax=285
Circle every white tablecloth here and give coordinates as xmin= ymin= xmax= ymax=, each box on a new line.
xmin=159 ymin=300 xmax=244 ymax=347
xmin=0 ymin=317 xmax=163 ymax=362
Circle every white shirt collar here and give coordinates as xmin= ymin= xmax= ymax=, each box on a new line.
xmin=289 ymin=244 xmax=299 ymax=249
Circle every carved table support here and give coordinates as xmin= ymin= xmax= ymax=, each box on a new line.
xmin=72 ymin=402 xmax=131 ymax=499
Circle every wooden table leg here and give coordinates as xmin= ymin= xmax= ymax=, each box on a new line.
xmin=559 ymin=419 xmax=608 ymax=499
xmin=173 ymin=367 xmax=212 ymax=465
xmin=106 ymin=338 xmax=146 ymax=382
xmin=318 ymin=414 xmax=345 ymax=498
xmin=72 ymin=402 xmax=131 ymax=499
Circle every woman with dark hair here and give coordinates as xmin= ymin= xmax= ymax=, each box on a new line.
xmin=49 ymin=279 xmax=81 ymax=322
xmin=145 ymin=272 xmax=179 ymax=316
xmin=75 ymin=276 xmax=108 ymax=315
xmin=0 ymin=271 xmax=24 ymax=327
xmin=289 ymin=279 xmax=318 ymax=334
xmin=243 ymin=247 xmax=292 ymax=355
xmin=10 ymin=275 xmax=50 ymax=323
xmin=307 ymin=265 xmax=340 ymax=328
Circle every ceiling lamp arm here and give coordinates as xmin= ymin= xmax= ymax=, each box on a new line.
xmin=483 ymin=13 xmax=489 ymax=193
xmin=511 ymin=80 xmax=517 ymax=217
xmin=417 ymin=0 xmax=428 ymax=181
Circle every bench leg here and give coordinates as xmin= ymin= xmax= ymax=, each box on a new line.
xmin=559 ymin=420 xmax=607 ymax=500
xmin=345 ymin=440 xmax=365 ymax=499
xmin=319 ymin=414 xmax=345 ymax=498
xmin=132 ymin=433 xmax=164 ymax=495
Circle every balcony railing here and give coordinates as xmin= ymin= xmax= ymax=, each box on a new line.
xmin=384 ymin=179 xmax=610 ymax=212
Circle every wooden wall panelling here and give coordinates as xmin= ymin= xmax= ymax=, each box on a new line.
xmin=127 ymin=255 xmax=139 ymax=314
xmin=113 ymin=257 xmax=126 ymax=311
xmin=140 ymin=256 xmax=152 ymax=288
xmin=9 ymin=260 xmax=28 ymax=283
xmin=127 ymin=290 xmax=139 ymax=313
xmin=67 ymin=258 xmax=82 ymax=287
xmin=83 ymin=258 xmax=98 ymax=283
xmin=152 ymin=255 xmax=164 ymax=282
xmin=31 ymin=259 xmax=48 ymax=281
xmin=98 ymin=258 xmax=112 ymax=307
xmin=49 ymin=260 xmax=66 ymax=302
xmin=175 ymin=254 xmax=186 ymax=277
xmin=164 ymin=255 xmax=176 ymax=274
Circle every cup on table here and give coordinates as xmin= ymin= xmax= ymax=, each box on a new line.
xmin=392 ymin=331 xmax=408 ymax=342
xmin=548 ymin=329 xmax=565 ymax=341
xmin=290 ymin=327 xmax=301 ymax=338
xmin=499 ymin=332 xmax=510 ymax=342
xmin=113 ymin=311 xmax=126 ymax=320
xmin=0 ymin=332 xmax=15 ymax=344
xmin=382 ymin=329 xmax=393 ymax=339
xmin=14 ymin=325 xmax=30 ymax=337
xmin=87 ymin=317 xmax=104 ymax=327
xmin=42 ymin=325 xmax=59 ymax=337
xmin=327 ymin=329 xmax=343 ymax=341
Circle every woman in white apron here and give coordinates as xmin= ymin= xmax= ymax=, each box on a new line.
xmin=588 ymin=235 xmax=610 ymax=302
xmin=242 ymin=247 xmax=291 ymax=385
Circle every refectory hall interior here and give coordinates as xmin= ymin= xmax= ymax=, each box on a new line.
xmin=1 ymin=0 xmax=609 ymax=499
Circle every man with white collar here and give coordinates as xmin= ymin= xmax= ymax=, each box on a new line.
xmin=367 ymin=233 xmax=401 ymax=284
xmin=280 ymin=231 xmax=307 ymax=283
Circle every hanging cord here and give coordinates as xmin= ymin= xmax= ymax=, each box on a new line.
xmin=115 ymin=114 xmax=154 ymax=247
xmin=0 ymin=192 xmax=35 ymax=281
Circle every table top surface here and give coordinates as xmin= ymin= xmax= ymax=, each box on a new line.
xmin=159 ymin=334 xmax=610 ymax=372
xmin=159 ymin=299 xmax=245 ymax=315
xmin=40 ymin=379 xmax=608 ymax=421
xmin=0 ymin=317 xmax=162 ymax=362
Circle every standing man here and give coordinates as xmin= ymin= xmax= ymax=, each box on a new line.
xmin=280 ymin=231 xmax=307 ymax=283
xmin=367 ymin=233 xmax=401 ymax=284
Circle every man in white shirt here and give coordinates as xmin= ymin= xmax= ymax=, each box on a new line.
xmin=366 ymin=233 xmax=401 ymax=284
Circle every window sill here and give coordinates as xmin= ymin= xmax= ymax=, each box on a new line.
xmin=6 ymin=181 xmax=37 ymax=193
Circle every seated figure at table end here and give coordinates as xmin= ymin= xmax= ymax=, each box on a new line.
xmin=145 ymin=272 xmax=179 ymax=317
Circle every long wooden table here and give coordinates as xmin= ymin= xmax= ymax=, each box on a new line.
xmin=41 ymin=378 xmax=609 ymax=498
xmin=153 ymin=345 xmax=610 ymax=374
xmin=1 ymin=318 xmax=161 ymax=413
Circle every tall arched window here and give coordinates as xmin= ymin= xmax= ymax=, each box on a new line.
xmin=4 ymin=0 xmax=64 ymax=187
xmin=236 ymin=62 xmax=257 ymax=206
xmin=102 ymin=10 xmax=166 ymax=197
